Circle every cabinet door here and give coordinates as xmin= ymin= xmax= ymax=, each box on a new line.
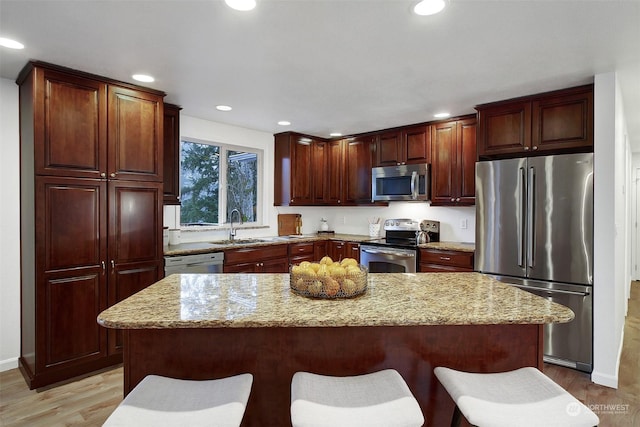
xmin=477 ymin=101 xmax=532 ymax=157
xmin=532 ymin=89 xmax=593 ymax=152
xmin=108 ymin=262 xmax=162 ymax=354
xmin=344 ymin=136 xmax=375 ymax=204
xmin=403 ymin=125 xmax=431 ymax=164
xmin=457 ymin=118 xmax=477 ymax=204
xmin=36 ymin=177 xmax=108 ymax=369
xmin=262 ymin=258 xmax=290 ymax=273
xmin=291 ymin=136 xmax=314 ymax=205
xmin=326 ymin=140 xmax=344 ymax=205
xmin=163 ymin=104 xmax=181 ymax=204
xmin=312 ymin=140 xmax=328 ymax=204
xmin=314 ymin=241 xmax=329 ymax=260
xmin=375 ymin=131 xmax=402 ymax=166
xmin=431 ymin=121 xmax=457 ymax=205
xmin=34 ymin=68 xmax=108 ymax=178
xmin=345 ymin=242 xmax=361 ymax=263
xmin=224 ymin=262 xmax=259 ymax=273
xmin=108 ymin=86 xmax=163 ymax=182
xmin=329 ymin=241 xmax=346 ymax=261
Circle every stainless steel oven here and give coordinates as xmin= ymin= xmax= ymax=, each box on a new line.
xmin=360 ymin=218 xmax=439 ymax=273
xmin=360 ymin=245 xmax=417 ymax=273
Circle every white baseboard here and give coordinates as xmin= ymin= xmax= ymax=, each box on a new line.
xmin=591 ymin=329 xmax=624 ymax=389
xmin=0 ymin=357 xmax=18 ymax=372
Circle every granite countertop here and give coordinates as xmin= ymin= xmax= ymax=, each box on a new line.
xmin=97 ymin=273 xmax=572 ymax=329
xmin=163 ymin=233 xmax=376 ymax=256
xmin=420 ymin=241 xmax=475 ymax=252
xmin=164 ymin=234 xmax=475 ymax=257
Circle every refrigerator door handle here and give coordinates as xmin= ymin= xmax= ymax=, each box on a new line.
xmin=527 ymin=166 xmax=536 ymax=268
xmin=515 ymin=284 xmax=591 ymax=297
xmin=518 ymin=167 xmax=525 ymax=267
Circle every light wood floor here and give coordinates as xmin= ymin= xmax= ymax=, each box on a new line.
xmin=2 ymin=282 xmax=639 ymax=427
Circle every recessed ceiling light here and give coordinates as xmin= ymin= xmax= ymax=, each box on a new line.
xmin=329 ymin=133 xmax=343 ymax=137
xmin=434 ymin=112 xmax=450 ymax=118
xmin=225 ymin=0 xmax=256 ymax=11
xmin=216 ymin=105 xmax=233 ymax=111
xmin=0 ymin=37 xmax=24 ymax=49
xmin=278 ymin=121 xmax=291 ymax=126
xmin=414 ymin=0 xmax=446 ymax=16
xmin=132 ymin=74 xmax=154 ymax=83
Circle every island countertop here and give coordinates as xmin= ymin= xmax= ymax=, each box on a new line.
xmin=97 ymin=273 xmax=573 ymax=329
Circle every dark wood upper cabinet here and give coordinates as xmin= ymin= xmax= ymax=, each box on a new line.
xmin=325 ymin=139 xmax=344 ymax=205
xmin=375 ymin=125 xmax=430 ymax=167
xmin=343 ymin=135 xmax=375 ymax=204
xmin=108 ymin=85 xmax=163 ymax=182
xmin=431 ymin=116 xmax=476 ymax=206
xmin=29 ymin=68 xmax=108 ymax=179
xmin=274 ymin=132 xmax=315 ymax=206
xmin=477 ymin=84 xmax=593 ymax=158
xmin=375 ymin=131 xmax=403 ymax=166
xmin=163 ymin=104 xmax=181 ymax=204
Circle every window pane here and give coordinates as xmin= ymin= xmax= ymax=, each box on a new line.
xmin=180 ymin=141 xmax=220 ymax=225
xmin=227 ymin=150 xmax=257 ymax=222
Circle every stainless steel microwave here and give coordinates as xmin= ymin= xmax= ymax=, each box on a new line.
xmin=371 ymin=163 xmax=430 ymax=202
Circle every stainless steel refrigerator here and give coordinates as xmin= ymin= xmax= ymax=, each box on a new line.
xmin=475 ymin=153 xmax=594 ymax=372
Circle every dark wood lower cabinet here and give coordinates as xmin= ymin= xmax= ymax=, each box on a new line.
xmin=20 ymin=178 xmax=163 ymax=389
xmin=122 ymin=324 xmax=542 ymax=427
xmin=419 ymin=248 xmax=475 ymax=272
xmin=224 ymin=245 xmax=289 ymax=273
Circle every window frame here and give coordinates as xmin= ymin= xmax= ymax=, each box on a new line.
xmin=179 ymin=136 xmax=264 ymax=229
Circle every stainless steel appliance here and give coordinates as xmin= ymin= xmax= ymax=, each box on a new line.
xmin=475 ymin=153 xmax=594 ymax=372
xmin=371 ymin=163 xmax=430 ymax=202
xmin=164 ymin=252 xmax=224 ymax=275
xmin=416 ymin=220 xmax=440 ymax=244
xmin=361 ymin=218 xmax=440 ymax=273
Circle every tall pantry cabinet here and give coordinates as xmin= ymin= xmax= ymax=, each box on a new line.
xmin=17 ymin=62 xmax=165 ymax=389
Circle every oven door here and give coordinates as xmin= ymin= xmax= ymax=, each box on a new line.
xmin=360 ymin=245 xmax=417 ymax=273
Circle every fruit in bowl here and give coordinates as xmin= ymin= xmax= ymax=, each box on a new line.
xmin=290 ymin=256 xmax=367 ymax=299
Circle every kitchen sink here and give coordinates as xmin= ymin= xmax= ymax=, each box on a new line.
xmin=210 ymin=238 xmax=267 ymax=245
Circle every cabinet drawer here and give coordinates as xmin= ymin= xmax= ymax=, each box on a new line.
xmin=419 ymin=249 xmax=474 ymax=269
xmin=289 ymin=242 xmax=314 ymax=257
xmin=225 ymin=244 xmax=288 ymax=264
xmin=420 ymin=263 xmax=474 ymax=273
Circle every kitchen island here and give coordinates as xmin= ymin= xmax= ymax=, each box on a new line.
xmin=98 ymin=273 xmax=573 ymax=426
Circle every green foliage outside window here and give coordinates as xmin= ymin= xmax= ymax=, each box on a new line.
xmin=180 ymin=141 xmax=258 ymax=226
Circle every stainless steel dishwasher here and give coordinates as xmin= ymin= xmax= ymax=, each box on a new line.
xmin=164 ymin=252 xmax=224 ymax=275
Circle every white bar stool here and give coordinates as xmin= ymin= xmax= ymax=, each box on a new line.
xmin=434 ymin=367 xmax=599 ymax=427
xmin=290 ymin=369 xmax=424 ymax=427
xmin=103 ymin=373 xmax=253 ymax=427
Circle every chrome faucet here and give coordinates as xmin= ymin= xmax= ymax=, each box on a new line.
xmin=229 ymin=209 xmax=243 ymax=241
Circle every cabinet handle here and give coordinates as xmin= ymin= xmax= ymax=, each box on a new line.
xmin=440 ymin=256 xmax=451 ymax=261
xmin=532 ymin=146 xmax=538 ymax=151
xmin=110 ymin=173 xmax=116 ymax=178
xmin=111 ymin=260 xmax=115 ymax=271
xmin=352 ymin=247 xmax=359 ymax=251
xmin=451 ymin=198 xmax=455 ymax=202
xmin=101 ymin=261 xmax=105 ymax=272
xmin=456 ymin=198 xmax=460 ymax=202
xmin=524 ymin=146 xmax=530 ymax=151
xmin=100 ymin=172 xmax=106 ymax=178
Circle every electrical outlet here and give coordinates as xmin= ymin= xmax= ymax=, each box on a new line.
xmin=460 ymin=219 xmax=468 ymax=229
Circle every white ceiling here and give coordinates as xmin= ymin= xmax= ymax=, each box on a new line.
xmin=1 ymin=0 xmax=639 ymax=151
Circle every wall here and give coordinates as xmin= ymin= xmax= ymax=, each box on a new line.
xmin=632 ymin=154 xmax=640 ymax=282
xmin=0 ymin=78 xmax=21 ymax=371
xmin=166 ymin=114 xmax=476 ymax=244
xmin=591 ymin=72 xmax=630 ymax=388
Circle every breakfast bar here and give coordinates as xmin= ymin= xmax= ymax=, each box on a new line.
xmin=98 ymin=273 xmax=574 ymax=426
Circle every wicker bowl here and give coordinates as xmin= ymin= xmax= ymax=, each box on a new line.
xmin=289 ymin=261 xmax=368 ymax=299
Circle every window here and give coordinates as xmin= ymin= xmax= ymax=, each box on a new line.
xmin=179 ymin=139 xmax=262 ymax=226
